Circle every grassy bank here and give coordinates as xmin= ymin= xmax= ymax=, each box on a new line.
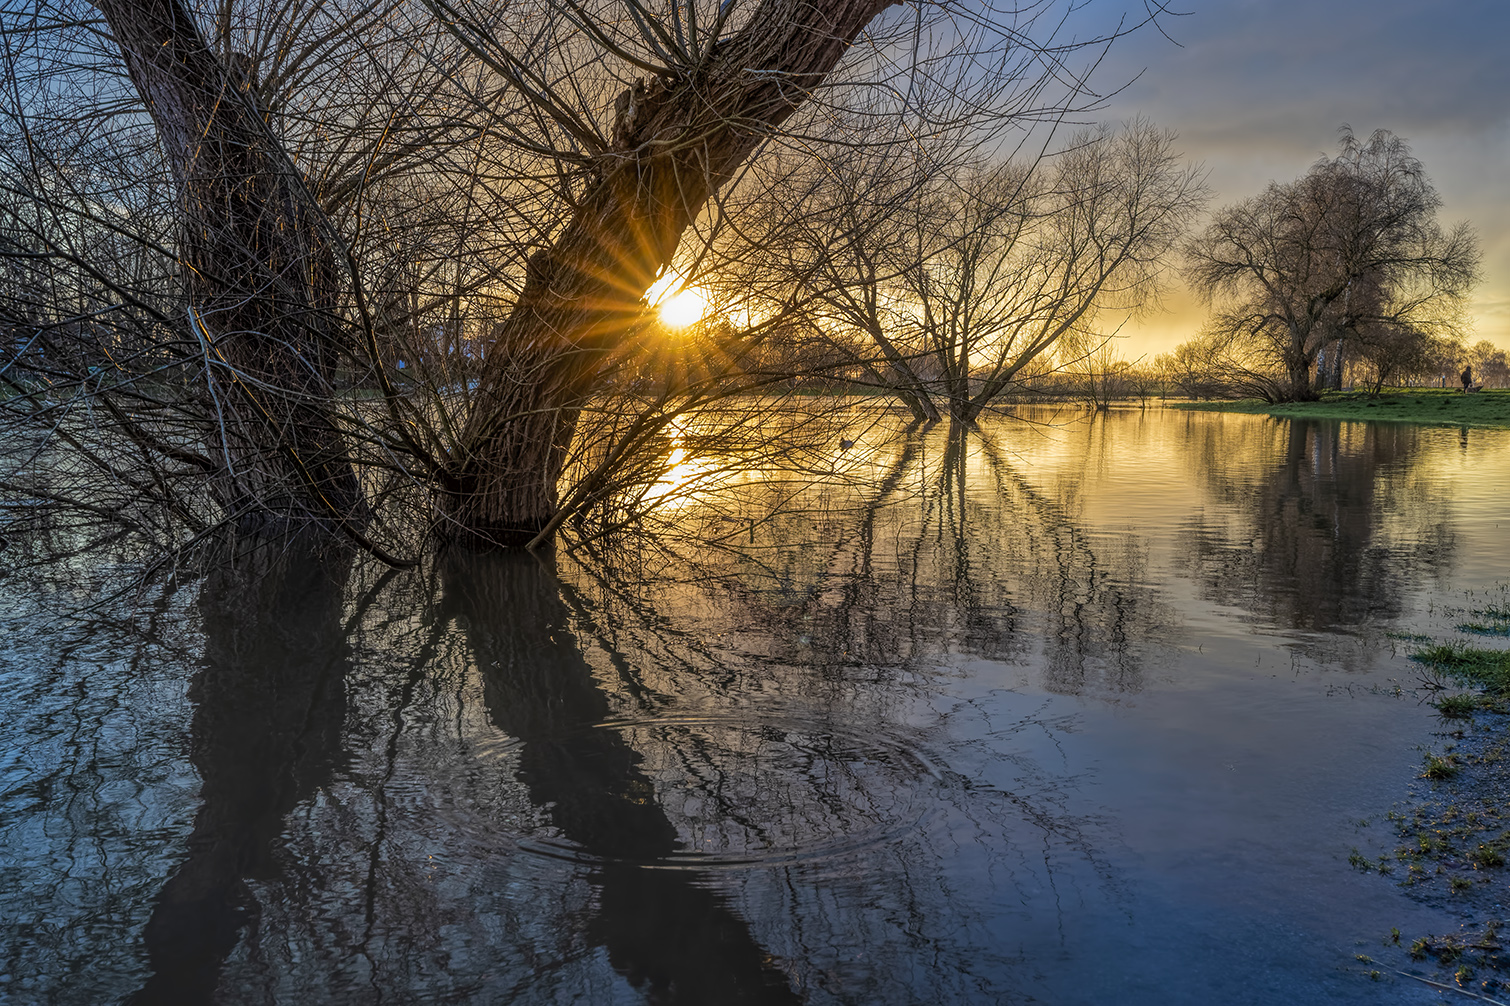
xmin=1171 ymin=388 xmax=1510 ymax=429
xmin=1346 ymin=603 xmax=1510 ymax=994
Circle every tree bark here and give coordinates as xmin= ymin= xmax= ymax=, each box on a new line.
xmin=1287 ymin=360 xmax=1317 ymax=401
xmin=444 ymin=0 xmax=899 ymax=547
xmin=97 ymin=0 xmax=360 ymax=525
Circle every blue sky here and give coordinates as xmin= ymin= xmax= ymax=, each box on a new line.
xmin=1086 ymin=0 xmax=1510 ymax=354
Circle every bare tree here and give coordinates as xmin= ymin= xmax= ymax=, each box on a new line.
xmin=422 ymin=0 xmax=1175 ymax=541
xmin=92 ymin=0 xmax=364 ymax=523
xmin=1466 ymin=339 xmax=1510 ymax=389
xmin=1156 ymin=328 xmax=1287 ymax=402
xmin=1184 ymin=127 xmax=1480 ymax=402
xmin=770 ymin=119 xmax=1203 ymax=423
xmin=1352 ymin=322 xmax=1435 ymax=395
xmin=1061 ymin=333 xmax=1134 ymax=410
xmin=2 ymin=0 xmax=1179 ymax=559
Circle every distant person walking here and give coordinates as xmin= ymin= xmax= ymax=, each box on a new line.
xmin=1462 ymin=364 xmax=1473 ymax=391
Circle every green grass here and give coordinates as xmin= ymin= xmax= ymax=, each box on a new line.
xmin=1458 ymin=622 xmax=1510 ymax=637
xmin=1471 ymin=843 xmax=1507 ymax=869
xmin=1434 ymin=693 xmax=1485 ymax=720
xmin=1171 ymin=388 xmax=1510 ymax=429
xmin=1458 ymin=601 xmax=1510 ymax=637
xmin=1423 ymin=753 xmax=1462 ymax=780
xmin=1411 ymin=643 xmax=1510 ymax=692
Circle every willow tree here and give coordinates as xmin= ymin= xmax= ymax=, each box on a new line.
xmin=3 ymin=0 xmax=469 ymax=559
xmin=94 ymin=0 xmax=361 ymax=526
xmin=758 ymin=120 xmax=1205 ymax=424
xmin=1184 ymin=127 xmax=1479 ymax=402
xmin=421 ymin=0 xmax=1176 ymax=543
xmin=3 ymin=0 xmax=1175 ymax=557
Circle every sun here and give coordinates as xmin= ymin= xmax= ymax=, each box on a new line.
xmin=648 ymin=274 xmax=711 ymax=328
xmin=659 ymin=288 xmax=709 ymax=327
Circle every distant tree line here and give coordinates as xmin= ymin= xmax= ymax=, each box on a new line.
xmin=1157 ymin=331 xmax=1509 ymax=401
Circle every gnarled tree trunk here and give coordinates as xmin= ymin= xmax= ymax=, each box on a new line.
xmin=443 ymin=0 xmax=899 ymax=547
xmin=98 ymin=0 xmax=360 ymax=526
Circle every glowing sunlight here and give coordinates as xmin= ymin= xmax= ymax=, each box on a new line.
xmin=648 ymin=274 xmax=711 ymax=328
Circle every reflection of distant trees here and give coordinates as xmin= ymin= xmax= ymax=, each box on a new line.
xmin=1179 ymin=418 xmax=1455 ymax=636
xmin=547 ymin=545 xmax=1120 ymax=1001
xmin=647 ymin=417 xmax=1176 ymax=698
xmin=972 ymin=421 xmax=1175 ymax=695
xmin=71 ymin=540 xmax=1099 ymax=1004
xmin=188 ymin=546 xmax=1103 ymax=1004
xmin=11 ymin=411 xmax=1197 ymax=1003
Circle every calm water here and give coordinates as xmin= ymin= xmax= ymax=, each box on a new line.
xmin=4 ymin=406 xmax=1509 ymax=1004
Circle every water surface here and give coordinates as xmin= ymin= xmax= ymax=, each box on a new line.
xmin=4 ymin=406 xmax=1508 ymax=1004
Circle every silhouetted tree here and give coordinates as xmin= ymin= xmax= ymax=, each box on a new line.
xmin=1 ymin=0 xmax=1177 ymax=559
xmin=1184 ymin=127 xmax=1479 ymax=402
xmin=767 ymin=120 xmax=1203 ymax=423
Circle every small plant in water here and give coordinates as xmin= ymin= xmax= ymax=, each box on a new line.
xmin=1471 ymin=844 xmax=1506 ymax=869
xmin=1421 ymin=831 xmax=1450 ymax=854
xmin=1460 ymin=590 xmax=1510 ymax=636
xmin=1397 ymin=921 xmax=1510 ymax=990
xmin=1435 ymin=693 xmax=1482 ymax=720
xmin=1458 ymin=621 xmax=1510 ymax=637
xmin=1411 ymin=643 xmax=1510 ymax=693
xmin=1423 ymin=753 xmax=1461 ymax=779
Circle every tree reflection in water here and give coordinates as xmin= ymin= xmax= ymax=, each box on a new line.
xmin=439 ymin=551 xmax=802 ymax=1004
xmin=108 ymin=441 xmax=1118 ymax=1001
xmin=1180 ymin=418 xmax=1455 ymax=645
xmin=25 ymin=409 xmax=1477 ymax=1003
xmin=129 ymin=545 xmax=355 ymax=1003
xmin=638 ymin=418 xmax=1179 ymax=701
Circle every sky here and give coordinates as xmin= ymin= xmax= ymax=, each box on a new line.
xmin=1081 ymin=0 xmax=1510 ymax=357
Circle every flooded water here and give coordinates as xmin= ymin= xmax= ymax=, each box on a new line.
xmin=4 ymin=406 xmax=1509 ymax=1004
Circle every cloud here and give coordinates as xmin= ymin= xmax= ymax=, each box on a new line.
xmin=1103 ymin=0 xmax=1510 ymax=134
xmin=1090 ymin=0 xmax=1510 ymax=350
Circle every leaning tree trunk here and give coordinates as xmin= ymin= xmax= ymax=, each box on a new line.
xmin=97 ymin=0 xmax=360 ymax=527
xmin=444 ymin=0 xmax=900 ymax=548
